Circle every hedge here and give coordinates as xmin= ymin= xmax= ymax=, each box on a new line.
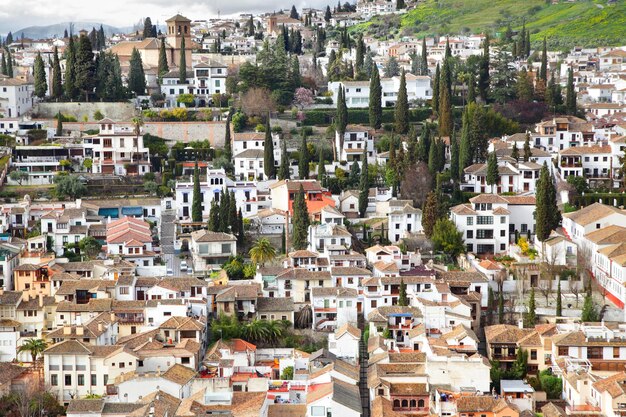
xmin=301 ymin=108 xmax=433 ymax=126
xmin=572 ymin=193 xmax=626 ymax=208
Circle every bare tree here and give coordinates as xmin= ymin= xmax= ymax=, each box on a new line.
xmin=570 ymin=279 xmax=582 ymax=308
xmin=399 ymin=162 xmax=433 ymax=210
xmin=240 ymin=87 xmax=276 ymax=118
xmin=538 ymin=279 xmax=552 ymax=306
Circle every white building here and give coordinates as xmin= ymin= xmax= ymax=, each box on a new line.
xmin=0 ymin=76 xmax=34 ymax=118
xmin=160 ymin=61 xmax=228 ymax=107
xmin=334 ymin=125 xmax=375 ymax=163
xmin=189 ymin=230 xmax=237 ymax=272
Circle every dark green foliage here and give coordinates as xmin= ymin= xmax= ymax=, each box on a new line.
xmin=398 ymin=278 xmax=408 ymax=306
xmin=450 ymin=134 xmax=459 ymax=182
xmin=535 ymin=163 xmax=561 ymax=241
xmin=540 ymin=37 xmax=548 ymax=82
xmin=158 ymin=39 xmax=169 ymax=83
xmin=498 ymin=292 xmax=504 ymax=324
xmin=486 ymin=151 xmax=499 ymax=189
xmin=219 ymin=191 xmax=231 ymax=233
xmin=5 ymin=47 xmax=13 ymax=77
xmin=511 ymin=143 xmax=519 ymax=160
xmin=208 ymin=200 xmax=219 ymax=231
xmin=279 ymin=138 xmax=290 ymax=180
xmin=224 ymin=116 xmax=233 ymax=165
xmin=556 ymin=281 xmax=562 ymax=316
xmin=384 ymin=56 xmax=400 ymax=77
xmin=64 ymin=36 xmax=77 ymax=99
xmin=358 ymin=148 xmax=369 ymax=217
xmin=566 ymin=66 xmax=577 ymax=115
xmin=179 ymin=37 xmax=187 ymax=84
xmin=478 ymin=34 xmax=490 ymax=102
xmin=523 ymin=133 xmax=532 ymax=162
xmin=298 ymin=129 xmax=309 ymax=179
xmin=128 ymin=47 xmax=146 ymax=95
xmin=95 ymin=51 xmax=125 ymax=101
xmin=581 ymin=291 xmax=599 ymax=322
xmin=192 ymin=161 xmax=202 ymax=222
xmin=524 ymin=288 xmax=536 ymax=328
xmin=432 ymin=64 xmax=440 ymax=114
xmin=74 ymin=35 xmax=95 ymax=99
xmin=292 ymin=185 xmax=310 ymax=250
xmin=34 ymin=52 xmax=47 ymax=98
xmin=394 ymin=70 xmax=409 ymax=134
xmin=438 ymin=61 xmax=452 ymax=137
xmin=143 ymin=17 xmax=155 ymax=38
xmin=318 ymin=146 xmax=326 ymax=185
xmin=336 ymin=86 xmax=348 ymax=137
xmin=302 ymin=108 xmax=432 ymax=126
xmin=431 ymin=218 xmax=465 ymax=261
xmin=51 ymin=47 xmax=62 ymax=99
xmin=56 ymin=111 xmax=63 ymax=136
xmin=417 ymin=123 xmax=431 ymax=163
xmin=54 ymin=174 xmax=86 ymax=200
xmin=264 ymin=118 xmax=276 ymax=179
xmin=421 ymin=191 xmax=440 ymax=238
xmin=369 ymin=68 xmax=382 ymax=129
xmin=539 ymin=369 xmax=563 ymax=399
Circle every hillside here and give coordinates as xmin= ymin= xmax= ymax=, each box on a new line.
xmin=13 ymin=22 xmax=133 ymax=39
xmin=353 ymin=0 xmax=626 ymax=49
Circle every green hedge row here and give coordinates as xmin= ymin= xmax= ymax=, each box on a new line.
xmin=301 ymin=108 xmax=433 ymax=126
xmin=572 ymin=193 xmax=626 ymax=208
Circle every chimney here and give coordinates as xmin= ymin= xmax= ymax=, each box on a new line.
xmin=110 ymin=312 xmax=116 ymax=322
xmin=38 ymin=293 xmax=44 ymax=308
xmin=518 ymin=319 xmax=524 ymax=329
xmin=63 ymin=325 xmax=71 ymax=335
xmin=148 ymin=402 xmax=155 ymax=417
xmin=21 ymin=292 xmax=29 ymax=302
xmin=98 ymin=323 xmax=104 ymax=332
xmin=76 ymin=326 xmax=84 ymax=336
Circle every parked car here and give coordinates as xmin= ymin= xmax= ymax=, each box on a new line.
xmin=166 ymin=268 xmax=174 ymax=276
xmin=180 ymin=261 xmax=188 ymax=272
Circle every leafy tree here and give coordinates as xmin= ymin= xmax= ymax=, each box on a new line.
xmin=264 ymin=118 xmax=276 ymax=179
xmin=431 ymin=218 xmax=465 ymax=261
xmin=539 ymin=369 xmax=563 ymax=399
xmin=358 ymin=148 xmax=369 ymax=217
xmin=417 ymin=123 xmax=431 ymax=163
xmin=535 ymin=163 xmax=561 ymax=241
xmin=566 ymin=66 xmax=577 ymax=115
xmin=398 ymin=278 xmax=408 ymax=306
xmin=419 ymin=37 xmax=428 ymax=75
xmin=491 ymin=50 xmax=516 ymax=104
xmin=486 ymin=151 xmax=499 ymax=191
xmin=524 ymin=288 xmax=536 ymax=328
xmin=511 ymin=348 xmax=528 ymax=379
xmin=292 ymin=185 xmax=310 ymax=250
xmin=298 ymin=129 xmax=309 ymax=179
xmin=17 ymin=338 xmax=48 ymax=362
xmin=128 ymin=47 xmax=146 ymax=95
xmin=421 ymin=191 xmax=440 ymax=238
xmin=1 ymin=50 xmax=6 ymax=76
xmin=383 ymin=56 xmax=400 ymax=77
xmin=281 ymin=366 xmax=294 ymax=380
xmin=33 ymin=53 xmax=47 ymax=98
xmin=290 ymin=5 xmax=299 ymax=19
xmin=158 ymin=38 xmax=169 ymax=84
xmin=349 ymin=160 xmax=360 ymax=186
xmin=179 ymin=37 xmax=187 ymax=84
xmin=54 ymin=175 xmax=86 ymax=200
xmin=95 ymin=51 xmax=125 ymax=101
xmin=581 ymin=291 xmax=599 ymax=322
xmin=516 ymin=68 xmax=534 ymax=102
xmin=5 ymin=47 xmax=13 ymax=78
xmin=250 ymin=238 xmax=276 ymax=266
xmin=394 ymin=70 xmax=409 ymax=134
xmin=78 ymin=236 xmax=102 ymax=259
xmin=191 ymin=160 xmax=202 ymax=222
xmin=369 ymin=67 xmax=382 ymax=129
xmin=279 ymin=138 xmax=290 ymax=180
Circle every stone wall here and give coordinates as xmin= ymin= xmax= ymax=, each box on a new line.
xmin=33 ymin=102 xmax=137 ymax=121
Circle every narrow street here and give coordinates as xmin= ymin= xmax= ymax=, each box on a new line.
xmin=160 ymin=211 xmax=182 ymax=275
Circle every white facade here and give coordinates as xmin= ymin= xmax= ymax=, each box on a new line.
xmin=329 ymin=73 xmax=432 ymax=108
xmin=0 ymin=77 xmax=34 ymax=118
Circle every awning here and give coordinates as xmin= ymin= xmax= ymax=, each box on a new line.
xmin=122 ymin=207 xmax=143 ymax=216
xmin=98 ymin=208 xmax=119 ymax=218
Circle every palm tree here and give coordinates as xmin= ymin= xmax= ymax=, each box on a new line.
xmin=17 ymin=338 xmax=48 ymax=363
xmin=249 ymin=238 xmax=276 ymax=267
xmin=265 ymin=321 xmax=284 ymax=345
xmin=243 ymin=320 xmax=269 ymax=342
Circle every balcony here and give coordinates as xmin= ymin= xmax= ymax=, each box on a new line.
xmin=20 ymin=330 xmax=37 ymax=337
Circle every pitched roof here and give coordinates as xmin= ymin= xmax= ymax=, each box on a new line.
xmin=563 ymin=203 xmax=626 ymax=226
xmin=256 ymin=297 xmax=294 ymax=312
xmin=162 ymin=364 xmax=196 ymax=385
xmin=592 ymin=372 xmax=626 ymax=398
xmin=332 ymin=378 xmax=362 ymax=413
xmin=191 ymin=229 xmax=236 ymax=242
xmin=106 ymin=216 xmax=151 ymax=245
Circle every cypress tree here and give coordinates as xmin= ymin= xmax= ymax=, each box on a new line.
xmin=511 ymin=143 xmax=519 ymax=160
xmin=486 ymin=151 xmax=499 ymax=192
xmin=33 ymin=52 xmax=47 ymax=98
xmin=208 ymin=201 xmax=219 ymax=231
xmin=524 ymin=288 xmax=536 ymax=328
xmin=336 ymin=86 xmax=348 ymax=137
xmin=566 ymin=66 xmax=577 ymax=115
xmin=478 ymin=34 xmax=490 ymax=102
xmin=51 ymin=46 xmax=62 ymax=99
xmin=5 ymin=48 xmax=13 ymax=77
xmin=535 ymin=163 xmax=561 ymax=241
xmin=355 ymin=34 xmax=365 ymax=74
xmin=228 ymin=191 xmax=238 ymax=229
xmin=417 ymin=123 xmax=431 ymax=163
xmin=64 ymin=36 xmax=77 ymax=99
xmin=143 ymin=17 xmax=154 ymax=39
xmin=292 ymin=185 xmax=310 ymax=250
xmin=1 ymin=51 xmax=6 ymax=76
xmin=432 ymin=63 xmax=440 ymax=114
xmin=158 ymin=38 xmax=169 ymax=84
xmin=97 ymin=25 xmax=106 ymax=50
xmin=299 ymin=129 xmax=309 ymax=179
xmin=450 ymin=134 xmax=459 ymax=182
xmin=540 ymin=37 xmax=548 ymax=82
xmin=358 ymin=147 xmax=369 ymax=217
xmin=264 ymin=117 xmax=276 ymax=179
xmin=56 ymin=111 xmax=63 ymax=136
xmin=422 ymin=191 xmax=440 ymax=238
xmin=420 ymin=37 xmax=428 ymax=76
xmin=525 ymin=30 xmax=531 ymax=58
xmin=438 ymin=62 xmax=452 ymax=137
xmin=369 ymin=67 xmax=382 ymax=129
xmin=279 ymin=138 xmax=290 ymax=180
xmin=394 ymin=69 xmax=409 ymax=134
xmin=523 ymin=133 xmax=532 ymax=162
xmin=237 ymin=208 xmax=245 ymax=247
xmin=74 ymin=35 xmax=95 ymax=101
xmin=458 ymin=109 xmax=472 ymax=178
xmin=128 ymin=47 xmax=146 ymax=95
xmin=349 ymin=160 xmax=361 ymax=186
xmin=556 ymin=281 xmax=562 ymax=317
xmin=398 ymin=278 xmax=408 ymax=306
xmin=428 ymin=138 xmax=438 ymax=174
xmin=191 ymin=160 xmax=202 ymax=222
xmin=467 ymin=73 xmax=476 ymax=104
xmin=179 ymin=37 xmax=187 ymax=84
xmin=318 ymin=146 xmax=326 ymax=184
xmin=219 ymin=190 xmax=230 ymax=233
xmin=224 ymin=116 xmax=232 ymax=163
xmin=581 ymin=291 xmax=598 ymax=322
xmin=498 ymin=292 xmax=504 ymax=324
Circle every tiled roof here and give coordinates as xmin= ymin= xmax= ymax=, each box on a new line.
xmin=563 ymin=203 xmax=626 ymax=226
xmin=256 ymin=297 xmax=294 ymax=312
xmin=162 ymin=363 xmax=196 ymax=385
xmin=190 ymin=229 xmax=236 ymax=242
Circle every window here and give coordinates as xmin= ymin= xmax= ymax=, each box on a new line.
xmin=311 ymin=406 xmax=325 ymax=416
xmin=51 ymin=375 xmax=58 ymax=386
xmin=530 ymin=350 xmax=537 ymax=360
xmin=466 ymin=231 xmax=473 ymax=239
xmin=120 ymin=287 xmax=129 ymax=295
xmin=181 ymin=357 xmax=190 ymax=364
xmin=500 ymin=216 xmax=506 ymax=224
xmin=614 ymin=347 xmax=621 ymax=358
xmin=119 ymin=362 xmax=125 ymax=369
xmin=500 ymin=230 xmax=506 ymax=237
xmin=65 ymin=375 xmax=72 ymax=385
xmin=91 ymin=374 xmax=97 ymax=385
xmin=467 ymin=217 xmax=473 ymax=226
xmin=78 ymin=374 xmax=85 ymax=386
xmin=477 ymin=216 xmax=493 ymax=225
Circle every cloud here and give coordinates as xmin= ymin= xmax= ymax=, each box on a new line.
xmin=0 ymin=0 xmax=333 ymax=33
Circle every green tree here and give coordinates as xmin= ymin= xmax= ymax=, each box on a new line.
xmin=369 ymin=67 xmax=382 ymax=129
xmin=64 ymin=36 xmax=77 ymax=99
xmin=431 ymin=218 xmax=465 ymax=261
xmin=383 ymin=56 xmax=400 ymax=77
xmin=539 ymin=37 xmax=548 ymax=82
xmin=556 ymin=280 xmax=562 ymax=316
xmin=33 ymin=52 xmax=47 ymax=98
xmin=398 ymin=278 xmax=408 ymax=306
xmin=143 ymin=17 xmax=155 ymax=39
xmin=281 ymin=366 xmax=294 ymax=380
xmin=417 ymin=123 xmax=431 ymax=163
xmin=292 ymin=185 xmax=310 ymax=250
xmin=432 ymin=64 xmax=440 ymax=114
xmin=279 ymin=138 xmax=290 ymax=180
xmin=191 ymin=160 xmax=202 ymax=222
xmin=298 ymin=129 xmax=309 ymax=179
xmin=358 ymin=148 xmax=369 ymax=217
xmin=478 ymin=34 xmax=490 ymax=102
xmin=512 ymin=348 xmax=528 ymax=379
xmin=95 ymin=51 xmax=125 ymax=101
xmin=249 ymin=238 xmax=276 ymax=266
xmin=208 ymin=200 xmax=219 ymax=232
xmin=17 ymin=338 xmax=48 ymax=362
xmin=55 ymin=111 xmax=63 ymax=136
xmin=318 ymin=146 xmax=326 ymax=185
xmin=179 ymin=37 xmax=187 ymax=84
xmin=349 ymin=159 xmax=361 ymax=186
xmin=523 ymin=133 xmax=532 ymax=162
xmin=419 ymin=37 xmax=428 ymax=76
xmin=394 ymin=70 xmax=409 ymax=134
xmin=438 ymin=63 xmax=452 ymax=137
xmin=524 ymin=288 xmax=536 ymax=328
xmin=264 ymin=118 xmax=276 ymax=179
xmin=5 ymin=47 xmax=13 ymax=78
xmin=74 ymin=34 xmax=95 ymax=100
xmin=511 ymin=143 xmax=519 ymax=160
xmin=486 ymin=151 xmax=499 ymax=192
xmin=516 ymin=68 xmax=534 ymax=102
xmin=535 ymin=163 xmax=561 ymax=241
xmin=54 ymin=174 xmax=86 ymax=200
xmin=450 ymin=133 xmax=459 ymax=182
xmin=78 ymin=236 xmax=102 ymax=259
xmin=581 ymin=291 xmax=599 ymax=322
xmin=566 ymin=66 xmax=577 ymax=115
xmin=0 ymin=50 xmax=6 ymax=76
xmin=237 ymin=208 xmax=245 ymax=247
xmin=224 ymin=116 xmax=233 ymax=166
xmin=498 ymin=292 xmax=504 ymax=324
xmin=467 ymin=73 xmax=476 ymax=104
xmin=219 ymin=190 xmax=231 ymax=233
xmin=158 ymin=38 xmax=169 ymax=84
xmin=336 ymin=86 xmax=348 ymax=142
xmin=128 ymin=47 xmax=146 ymax=95
xmin=421 ymin=191 xmax=440 ymax=238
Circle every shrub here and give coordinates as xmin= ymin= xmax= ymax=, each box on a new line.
xmin=231 ymin=112 xmax=247 ymax=133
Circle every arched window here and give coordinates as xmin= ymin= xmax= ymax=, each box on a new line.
xmin=410 ymin=400 xmax=416 ymax=408
xmin=418 ymin=399 xmax=425 ymax=408
xmin=401 ymin=400 xmax=408 ymax=408
xmin=393 ymin=400 xmax=400 ymax=408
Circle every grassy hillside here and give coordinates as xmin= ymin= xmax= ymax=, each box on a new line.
xmin=352 ymin=0 xmax=626 ymax=49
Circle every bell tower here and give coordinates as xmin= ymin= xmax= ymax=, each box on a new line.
xmin=165 ymin=14 xmax=191 ymax=50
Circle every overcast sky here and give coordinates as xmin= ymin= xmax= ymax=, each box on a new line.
xmin=0 ymin=0 xmax=330 ymax=34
